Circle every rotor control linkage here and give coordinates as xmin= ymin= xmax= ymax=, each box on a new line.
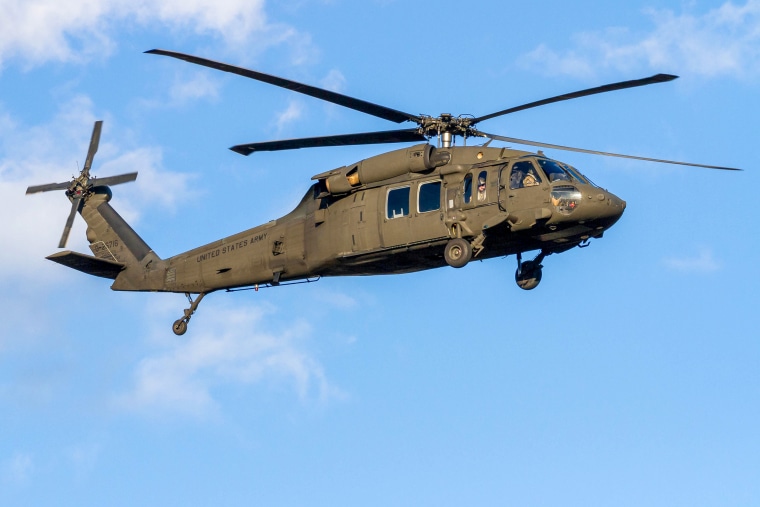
xmin=173 ymin=292 xmax=207 ymax=335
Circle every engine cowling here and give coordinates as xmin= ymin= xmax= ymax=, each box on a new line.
xmin=314 ymin=144 xmax=450 ymax=195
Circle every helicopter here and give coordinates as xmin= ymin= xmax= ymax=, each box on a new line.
xmin=26 ymin=49 xmax=740 ymax=335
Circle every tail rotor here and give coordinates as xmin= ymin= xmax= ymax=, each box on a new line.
xmin=25 ymin=121 xmax=138 ymax=248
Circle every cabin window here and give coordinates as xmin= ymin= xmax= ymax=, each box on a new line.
xmin=509 ymin=160 xmax=542 ymax=189
xmin=387 ymin=186 xmax=410 ymax=219
xmin=418 ymin=181 xmax=441 ymax=213
xmin=476 ymin=171 xmax=488 ymax=202
xmin=463 ymin=174 xmax=473 ymax=204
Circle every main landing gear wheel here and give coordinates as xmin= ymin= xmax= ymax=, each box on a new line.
xmin=515 ymin=260 xmax=543 ymax=290
xmin=515 ymin=251 xmax=547 ymax=290
xmin=444 ymin=238 xmax=472 ymax=268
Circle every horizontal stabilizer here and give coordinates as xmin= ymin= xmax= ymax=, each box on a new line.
xmin=46 ymin=250 xmax=126 ymax=279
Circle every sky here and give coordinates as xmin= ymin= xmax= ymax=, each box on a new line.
xmin=1 ymin=0 xmax=759 ymax=505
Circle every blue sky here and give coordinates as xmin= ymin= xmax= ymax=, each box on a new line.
xmin=2 ymin=1 xmax=759 ymax=505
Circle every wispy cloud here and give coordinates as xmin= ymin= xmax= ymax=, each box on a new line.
xmin=113 ymin=303 xmax=341 ymax=419
xmin=167 ymin=71 xmax=221 ymax=105
xmin=663 ymin=247 xmax=721 ymax=273
xmin=2 ymin=97 xmax=106 ymax=278
xmin=0 ymin=0 xmax=301 ymax=69
xmin=99 ymin=146 xmax=197 ymax=214
xmin=311 ymin=288 xmax=359 ymax=310
xmin=320 ymin=69 xmax=347 ymax=93
xmin=520 ymin=1 xmax=760 ymax=80
xmin=67 ymin=442 xmax=101 ymax=482
xmin=274 ymin=99 xmax=304 ymax=133
xmin=1 ymin=97 xmax=193 ymax=281
xmin=1 ymin=452 xmax=33 ymax=485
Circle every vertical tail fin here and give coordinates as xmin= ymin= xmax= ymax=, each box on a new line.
xmin=81 ymin=187 xmax=165 ymax=291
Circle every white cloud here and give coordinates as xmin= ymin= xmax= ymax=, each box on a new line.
xmin=267 ymin=68 xmax=345 ymax=135
xmin=520 ymin=1 xmax=760 ymax=79
xmin=133 ymin=71 xmax=223 ymax=117
xmin=663 ymin=247 xmax=721 ymax=273
xmin=0 ymin=0 xmax=113 ymax=67
xmin=311 ymin=288 xmax=358 ymax=310
xmin=99 ymin=146 xmax=197 ymax=214
xmin=274 ymin=99 xmax=304 ymax=133
xmin=132 ymin=0 xmax=268 ymax=44
xmin=113 ymin=303 xmax=340 ymax=419
xmin=1 ymin=452 xmax=33 ymax=485
xmin=167 ymin=72 xmax=221 ymax=105
xmin=285 ymin=30 xmax=321 ymax=67
xmin=2 ymin=97 xmax=102 ymax=279
xmin=1 ymin=97 xmax=193 ymax=281
xmin=0 ymin=0 xmax=278 ymax=68
xmin=320 ymin=69 xmax=347 ymax=93
xmin=67 ymin=442 xmax=101 ymax=482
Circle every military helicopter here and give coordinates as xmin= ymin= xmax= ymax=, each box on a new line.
xmin=26 ymin=49 xmax=740 ymax=335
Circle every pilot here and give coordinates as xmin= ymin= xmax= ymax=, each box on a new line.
xmin=510 ymin=169 xmax=524 ymax=189
xmin=477 ymin=176 xmax=487 ymax=201
xmin=523 ymin=170 xmax=539 ymax=187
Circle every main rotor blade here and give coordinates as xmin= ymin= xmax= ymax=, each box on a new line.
xmin=477 ymin=131 xmax=742 ymax=171
xmin=83 ymin=120 xmax=103 ymax=174
xmin=230 ymin=129 xmax=427 ymax=155
xmin=26 ymin=181 xmax=71 ymax=194
xmin=93 ymin=172 xmax=138 ymax=187
xmin=59 ymin=197 xmax=81 ymax=248
xmin=472 ymin=74 xmax=678 ymax=124
xmin=146 ymin=49 xmax=421 ymax=125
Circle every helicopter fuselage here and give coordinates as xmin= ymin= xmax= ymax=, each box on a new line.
xmin=125 ymin=144 xmax=625 ymax=294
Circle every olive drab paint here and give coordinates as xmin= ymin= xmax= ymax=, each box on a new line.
xmin=27 ymin=50 xmax=740 ymax=335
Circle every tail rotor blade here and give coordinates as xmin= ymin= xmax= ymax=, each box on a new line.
xmin=82 ymin=121 xmax=103 ymax=175
xmin=26 ymin=181 xmax=71 ymax=194
xmin=94 ymin=172 xmax=138 ymax=187
xmin=58 ymin=197 xmax=81 ymax=248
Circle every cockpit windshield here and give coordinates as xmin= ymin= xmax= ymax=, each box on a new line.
xmin=537 ymin=159 xmax=573 ymax=183
xmin=558 ymin=162 xmax=597 ymax=186
xmin=507 ymin=157 xmax=597 ymax=189
xmin=536 ymin=158 xmax=599 ymax=187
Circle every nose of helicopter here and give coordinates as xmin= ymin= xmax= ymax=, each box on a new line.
xmin=592 ymin=189 xmax=626 ymax=227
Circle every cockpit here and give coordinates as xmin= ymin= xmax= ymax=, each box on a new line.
xmin=503 ymin=156 xmax=602 ymax=217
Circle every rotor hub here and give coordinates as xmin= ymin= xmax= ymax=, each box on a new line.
xmin=416 ymin=115 xmax=479 ymax=147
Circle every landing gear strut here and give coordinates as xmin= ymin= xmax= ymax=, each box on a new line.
xmin=172 ymin=292 xmax=206 ymax=335
xmin=515 ymin=251 xmax=546 ymax=290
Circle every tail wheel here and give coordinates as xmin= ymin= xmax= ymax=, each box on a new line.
xmin=171 ymin=292 xmax=207 ymax=335
xmin=173 ymin=319 xmax=188 ymax=336
xmin=444 ymin=238 xmax=472 ymax=268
